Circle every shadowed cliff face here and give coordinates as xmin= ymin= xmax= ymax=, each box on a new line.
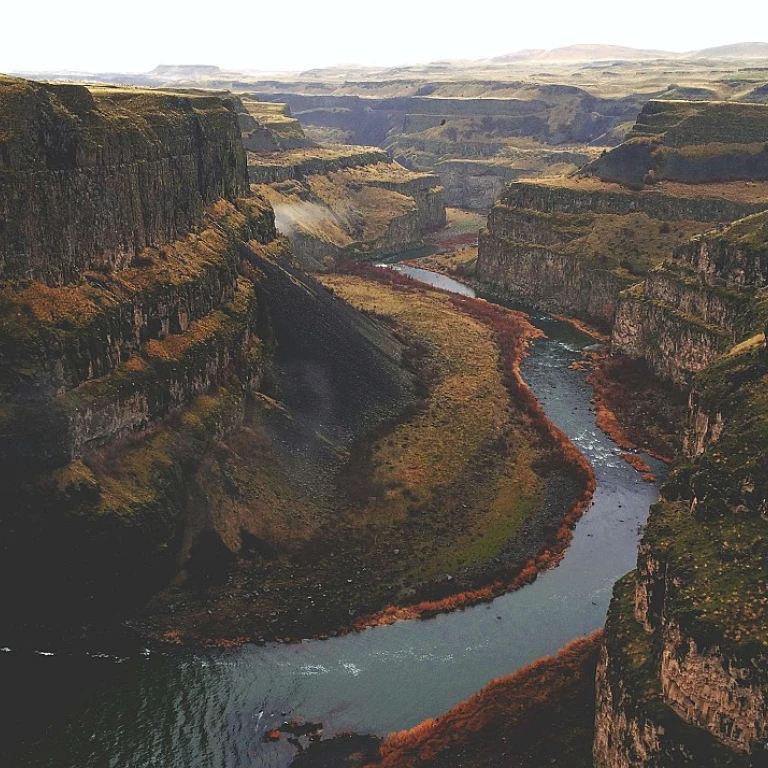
xmin=0 ymin=77 xmax=416 ymax=645
xmin=585 ymin=100 xmax=768 ymax=189
xmin=0 ymin=76 xmax=248 ymax=285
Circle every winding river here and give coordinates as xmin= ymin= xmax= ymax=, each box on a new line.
xmin=4 ymin=268 xmax=665 ymax=768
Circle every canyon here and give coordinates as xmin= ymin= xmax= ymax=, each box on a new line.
xmin=2 ymin=44 xmax=768 ymax=768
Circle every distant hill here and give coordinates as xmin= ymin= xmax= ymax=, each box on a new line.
xmin=491 ymin=42 xmax=768 ymax=64
xmin=492 ymin=44 xmax=674 ymax=63
xmin=687 ymin=42 xmax=768 ymax=59
xmin=150 ymin=65 xmax=221 ymax=77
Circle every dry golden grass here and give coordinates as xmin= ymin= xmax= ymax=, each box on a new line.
xmin=535 ymin=174 xmax=768 ymax=204
xmin=309 ymin=174 xmax=417 ymax=242
xmin=320 ymin=274 xmax=510 ymax=525
xmin=3 ymin=200 xmax=252 ymax=330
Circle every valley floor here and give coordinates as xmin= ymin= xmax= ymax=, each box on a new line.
xmin=136 ymin=261 xmax=592 ymax=645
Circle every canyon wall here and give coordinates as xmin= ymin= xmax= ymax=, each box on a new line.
xmin=595 ymin=332 xmax=768 ymax=765
xmin=248 ymin=84 xmax=635 ymax=208
xmin=0 ymin=76 xmax=413 ymax=642
xmin=474 ymin=99 xmax=768 ymax=765
xmin=585 ymin=100 xmax=768 ymax=188
xmin=0 ymin=76 xmax=248 ymax=286
xmin=248 ymin=145 xmax=445 ymax=269
xmin=475 ymin=178 xmax=764 ymax=330
xmin=0 ymin=78 xmax=271 ymax=636
xmin=477 ymin=99 xmax=768 ymax=359
xmin=252 ymin=86 xmax=645 ymax=153
xmin=611 ymin=212 xmax=768 ymax=385
xmin=593 ymin=210 xmax=768 ymax=764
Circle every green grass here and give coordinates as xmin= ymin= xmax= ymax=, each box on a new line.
xmin=647 ymin=341 xmax=768 ymax=653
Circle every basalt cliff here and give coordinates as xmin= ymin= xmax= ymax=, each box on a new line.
xmin=477 ymin=100 xmax=768 ymax=349
xmin=594 ymin=328 xmax=768 ymax=767
xmin=247 ymin=140 xmax=446 ymax=270
xmin=0 ymin=76 xmax=415 ymax=643
xmin=472 ymin=97 xmax=768 ymax=767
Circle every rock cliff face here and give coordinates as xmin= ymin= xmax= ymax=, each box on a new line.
xmin=594 ymin=335 xmax=768 ymax=767
xmin=246 ymin=83 xmax=638 ymax=208
xmin=475 ymin=177 xmax=758 ymax=330
xmin=478 ymin=215 xmax=634 ymax=328
xmin=253 ymin=85 xmax=644 ymax=153
xmin=477 ymin=99 xmax=768 ymax=340
xmin=585 ymin=100 xmax=768 ymax=188
xmin=432 ymin=150 xmax=596 ymax=211
xmin=0 ymin=76 xmax=248 ymax=286
xmin=612 ymin=211 xmax=768 ymax=385
xmin=473 ymin=101 xmax=768 ymax=765
xmin=238 ymin=98 xmax=310 ymax=151
xmin=0 ymin=77 xmax=414 ymax=642
xmin=249 ymin=146 xmax=445 ymax=269
xmin=594 ymin=576 xmax=753 ymax=768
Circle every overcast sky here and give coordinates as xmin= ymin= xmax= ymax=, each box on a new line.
xmin=4 ymin=0 xmax=766 ymax=74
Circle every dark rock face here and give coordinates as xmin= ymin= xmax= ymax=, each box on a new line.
xmin=0 ymin=77 xmax=414 ymax=643
xmin=0 ymin=76 xmax=248 ymax=285
xmin=585 ymin=100 xmax=768 ymax=188
xmin=612 ymin=211 xmax=768 ymax=385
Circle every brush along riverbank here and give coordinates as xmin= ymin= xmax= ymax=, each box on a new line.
xmin=139 ymin=264 xmax=594 ymax=645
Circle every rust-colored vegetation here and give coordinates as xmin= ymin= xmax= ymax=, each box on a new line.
xmin=368 ymin=631 xmax=603 ymax=768
xmin=585 ymin=349 xmax=686 ymax=462
xmin=331 ymin=263 xmax=596 ymax=629
xmin=621 ymin=452 xmax=652 ymax=474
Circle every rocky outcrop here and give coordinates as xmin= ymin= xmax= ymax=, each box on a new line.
xmin=585 ymin=100 xmax=768 ymax=188
xmin=474 ymin=178 xmax=753 ymax=330
xmin=610 ymin=282 xmax=732 ymax=386
xmin=612 ymin=211 xmax=768 ymax=385
xmin=477 ymin=100 xmax=768 ymax=340
xmin=678 ymin=211 xmax=768 ymax=289
xmin=247 ymin=145 xmax=390 ymax=184
xmin=434 ymin=159 xmax=527 ymax=210
xmin=250 ymin=148 xmax=445 ymax=269
xmin=594 ymin=576 xmax=753 ymax=768
xmin=0 ymin=76 xmax=248 ymax=286
xmin=478 ymin=223 xmax=634 ymax=328
xmin=488 ymin=178 xmax=768 ymax=223
xmin=594 ymin=335 xmax=768 ymax=767
xmin=433 ymin=150 xmax=595 ymax=211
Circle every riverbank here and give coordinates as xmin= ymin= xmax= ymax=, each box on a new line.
xmin=132 ymin=261 xmax=592 ymax=647
xmin=4 ymin=268 xmax=665 ymax=768
xmin=282 ymin=632 xmax=602 ymax=768
xmin=319 ymin=265 xmax=596 ymax=629
xmin=582 ymin=350 xmax=686 ymax=463
xmin=364 ymin=632 xmax=602 ymax=768
xmin=399 ymin=208 xmax=685 ymax=463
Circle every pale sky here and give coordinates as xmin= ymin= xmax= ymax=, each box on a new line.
xmin=4 ymin=0 xmax=766 ymax=74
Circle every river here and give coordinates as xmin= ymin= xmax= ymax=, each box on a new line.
xmin=3 ymin=267 xmax=664 ymax=768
